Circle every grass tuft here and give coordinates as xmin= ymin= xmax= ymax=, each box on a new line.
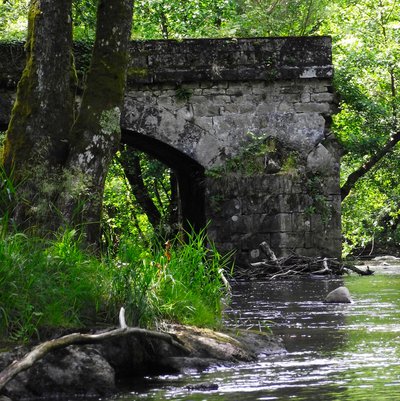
xmin=0 ymin=227 xmax=232 ymax=342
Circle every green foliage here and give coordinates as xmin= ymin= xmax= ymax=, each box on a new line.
xmin=130 ymin=0 xmax=332 ymax=39
xmin=206 ymin=133 xmax=300 ymax=178
xmin=175 ymin=86 xmax=193 ymax=102
xmin=102 ymin=153 xmax=173 ymax=248
xmin=341 ymin=154 xmax=400 ymax=256
xmin=0 ymin=164 xmax=18 ymax=237
xmin=0 ymin=230 xmax=105 ymax=341
xmin=220 ymin=0 xmax=331 ymax=37
xmin=102 ymin=158 xmax=147 ymax=247
xmin=132 ymin=0 xmax=235 ymax=39
xmin=72 ymin=0 xmax=98 ymax=40
xmin=155 ymin=228 xmax=231 ymax=327
xmin=0 ymin=0 xmax=28 ymax=40
xmin=324 ymin=0 xmax=400 ymax=254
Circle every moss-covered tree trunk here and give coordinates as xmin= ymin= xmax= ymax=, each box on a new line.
xmin=1 ymin=0 xmax=134 ymax=244
xmin=2 ymin=0 xmax=75 ymax=230
xmin=60 ymin=0 xmax=134 ymax=244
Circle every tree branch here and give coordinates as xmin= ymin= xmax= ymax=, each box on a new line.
xmin=341 ymin=129 xmax=400 ymax=200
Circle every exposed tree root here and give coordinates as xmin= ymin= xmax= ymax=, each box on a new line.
xmin=0 ymin=308 xmax=187 ymax=392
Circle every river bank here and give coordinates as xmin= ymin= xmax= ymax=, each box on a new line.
xmin=0 ymin=324 xmax=284 ymax=400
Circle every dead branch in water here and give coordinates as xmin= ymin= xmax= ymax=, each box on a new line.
xmin=238 ymin=243 xmax=374 ymax=280
xmin=0 ymin=308 xmax=187 ymax=392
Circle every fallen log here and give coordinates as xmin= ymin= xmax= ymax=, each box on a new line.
xmin=0 ymin=308 xmax=187 ymax=392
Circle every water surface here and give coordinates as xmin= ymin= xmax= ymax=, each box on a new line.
xmin=106 ymin=261 xmax=400 ymax=400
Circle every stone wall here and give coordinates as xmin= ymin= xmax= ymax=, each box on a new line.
xmin=0 ymin=37 xmax=341 ymax=264
xmin=121 ymin=38 xmax=341 ymax=263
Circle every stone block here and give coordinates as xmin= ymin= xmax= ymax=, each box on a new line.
xmin=310 ymin=92 xmax=336 ymax=103
xmin=270 ymin=232 xmax=305 ymax=249
xmin=255 ymin=102 xmax=278 ymax=114
xmin=301 ymin=92 xmax=311 ymax=103
xmin=209 ymin=94 xmax=232 ymax=105
xmin=240 ymin=233 xmax=271 ymax=252
xmin=310 ymin=214 xmax=324 ymax=232
xmin=226 ymin=87 xmax=244 ymax=96
xmin=323 ymin=177 xmax=341 ymax=195
xmin=306 ymin=143 xmax=337 ymax=173
xmin=251 ymin=83 xmax=268 ymax=95
xmin=277 ymin=102 xmax=295 ymax=112
xmin=294 ymin=102 xmax=332 ymax=113
xmin=157 ymin=95 xmax=176 ymax=109
xmin=220 ymin=103 xmax=240 ymax=114
xmin=192 ymin=116 xmax=213 ymax=132
xmin=280 ymin=84 xmax=304 ymax=94
xmin=292 ymin=213 xmax=311 ymax=231
xmin=261 ymin=213 xmax=293 ymax=233
xmin=192 ymin=100 xmax=221 ymax=117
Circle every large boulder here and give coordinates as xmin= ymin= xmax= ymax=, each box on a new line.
xmin=0 ymin=326 xmax=285 ymax=400
xmin=325 ymin=286 xmax=352 ymax=303
xmin=0 ymin=345 xmax=116 ymax=400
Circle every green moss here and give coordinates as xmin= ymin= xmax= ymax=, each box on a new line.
xmin=82 ymin=48 xmax=128 ymax=114
xmin=127 ymin=66 xmax=149 ymax=78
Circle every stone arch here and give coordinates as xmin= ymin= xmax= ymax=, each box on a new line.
xmin=121 ymin=129 xmax=206 ymax=233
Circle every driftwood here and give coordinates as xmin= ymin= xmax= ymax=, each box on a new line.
xmin=259 ymin=241 xmax=279 ymax=265
xmin=241 ymin=243 xmax=374 ymax=280
xmin=0 ymin=308 xmax=186 ymax=392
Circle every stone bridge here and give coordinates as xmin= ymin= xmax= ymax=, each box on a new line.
xmin=0 ymin=37 xmax=341 ymax=265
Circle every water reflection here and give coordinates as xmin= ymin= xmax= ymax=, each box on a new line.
xmin=100 ymin=268 xmax=400 ymax=401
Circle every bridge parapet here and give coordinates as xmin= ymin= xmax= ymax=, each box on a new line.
xmin=127 ymin=37 xmax=333 ymax=84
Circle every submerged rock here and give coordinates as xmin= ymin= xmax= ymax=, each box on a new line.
xmin=186 ymin=382 xmax=219 ymax=391
xmin=325 ymin=286 xmax=352 ymax=303
xmin=0 ymin=325 xmax=285 ymax=401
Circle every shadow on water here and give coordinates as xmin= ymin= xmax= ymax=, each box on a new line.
xmin=94 ymin=263 xmax=400 ymax=401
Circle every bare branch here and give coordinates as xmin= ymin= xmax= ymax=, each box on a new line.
xmin=0 ymin=308 xmax=187 ymax=392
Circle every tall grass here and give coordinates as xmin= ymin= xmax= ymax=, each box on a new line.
xmin=109 ymin=228 xmax=232 ymax=328
xmin=0 ymin=230 xmax=105 ymax=341
xmin=0 ymin=227 xmax=232 ymax=342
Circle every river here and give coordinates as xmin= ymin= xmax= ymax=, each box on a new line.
xmin=106 ymin=259 xmax=400 ymax=400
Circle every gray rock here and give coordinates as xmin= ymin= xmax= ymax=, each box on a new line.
xmin=325 ymin=286 xmax=352 ymax=303
xmin=0 ymin=345 xmax=115 ymax=400
xmin=0 ymin=325 xmax=285 ymax=399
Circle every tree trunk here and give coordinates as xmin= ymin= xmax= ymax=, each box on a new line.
xmin=119 ymin=149 xmax=162 ymax=229
xmin=1 ymin=0 xmax=134 ymax=245
xmin=1 ymin=0 xmax=75 ymax=231
xmin=58 ymin=0 xmax=134 ymax=244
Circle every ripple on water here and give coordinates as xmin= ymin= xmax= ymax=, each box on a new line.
xmin=104 ymin=272 xmax=400 ymax=401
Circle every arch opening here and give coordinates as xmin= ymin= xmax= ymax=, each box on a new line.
xmin=121 ymin=129 xmax=206 ymax=234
